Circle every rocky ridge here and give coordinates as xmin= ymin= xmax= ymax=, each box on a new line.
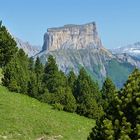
xmin=111 ymin=42 xmax=140 ymax=59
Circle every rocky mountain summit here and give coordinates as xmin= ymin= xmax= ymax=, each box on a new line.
xmin=36 ymin=22 xmax=140 ymax=87
xmin=42 ymin=22 xmax=103 ymax=51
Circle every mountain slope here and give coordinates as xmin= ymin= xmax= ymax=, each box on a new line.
xmin=0 ymin=86 xmax=95 ymax=140
xmin=39 ymin=48 xmax=135 ymax=87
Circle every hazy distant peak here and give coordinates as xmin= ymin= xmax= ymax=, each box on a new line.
xmin=15 ymin=37 xmax=40 ymax=57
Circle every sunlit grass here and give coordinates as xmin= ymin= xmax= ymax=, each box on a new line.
xmin=0 ymin=86 xmax=95 ymax=140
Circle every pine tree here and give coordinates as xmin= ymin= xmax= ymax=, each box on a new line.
xmin=75 ymin=68 xmax=104 ymax=119
xmin=34 ymin=57 xmax=44 ymax=95
xmin=67 ymin=70 xmax=77 ymax=93
xmin=2 ymin=49 xmax=30 ymax=94
xmin=88 ymin=69 xmax=140 ymax=140
xmin=42 ymin=55 xmax=77 ymax=112
xmin=43 ymin=55 xmax=62 ymax=93
xmin=16 ymin=49 xmax=30 ymax=93
xmin=28 ymin=57 xmax=34 ymax=71
xmin=101 ymin=77 xmax=116 ymax=110
xmin=43 ymin=55 xmax=66 ymax=92
xmin=0 ymin=22 xmax=18 ymax=67
xmin=2 ymin=56 xmax=20 ymax=92
xmin=28 ymin=71 xmax=38 ymax=98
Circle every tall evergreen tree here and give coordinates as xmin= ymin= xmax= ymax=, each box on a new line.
xmin=42 ymin=55 xmax=77 ymax=112
xmin=28 ymin=71 xmax=38 ymax=98
xmin=0 ymin=22 xmax=18 ymax=67
xmin=34 ymin=57 xmax=44 ymax=94
xmin=2 ymin=49 xmax=30 ymax=94
xmin=75 ymin=68 xmax=104 ymax=119
xmin=101 ymin=77 xmax=116 ymax=110
xmin=67 ymin=70 xmax=77 ymax=93
xmin=88 ymin=69 xmax=140 ymax=140
xmin=17 ymin=49 xmax=30 ymax=93
xmin=43 ymin=55 xmax=65 ymax=93
xmin=28 ymin=57 xmax=34 ymax=71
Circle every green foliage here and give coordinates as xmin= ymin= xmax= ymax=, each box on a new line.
xmin=52 ymin=103 xmax=64 ymax=111
xmin=101 ymin=77 xmax=116 ymax=110
xmin=63 ymin=87 xmax=77 ymax=112
xmin=43 ymin=55 xmax=64 ymax=93
xmin=43 ymin=55 xmax=77 ymax=113
xmin=2 ymin=49 xmax=30 ymax=94
xmin=27 ymin=71 xmax=38 ymax=98
xmin=67 ymin=70 xmax=77 ymax=93
xmin=0 ymin=22 xmax=18 ymax=67
xmin=34 ymin=57 xmax=44 ymax=96
xmin=28 ymin=57 xmax=34 ymax=71
xmin=75 ymin=68 xmax=104 ymax=119
xmin=88 ymin=68 xmax=140 ymax=140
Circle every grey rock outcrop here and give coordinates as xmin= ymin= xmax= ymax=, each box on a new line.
xmin=42 ymin=22 xmax=103 ymax=51
xmin=114 ymin=53 xmax=140 ymax=68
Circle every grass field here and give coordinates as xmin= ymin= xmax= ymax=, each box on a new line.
xmin=0 ymin=86 xmax=95 ymax=140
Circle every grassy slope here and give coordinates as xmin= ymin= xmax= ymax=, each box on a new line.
xmin=0 ymin=86 xmax=95 ymax=140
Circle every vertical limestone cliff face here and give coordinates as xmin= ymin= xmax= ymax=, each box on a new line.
xmin=42 ymin=22 xmax=103 ymax=51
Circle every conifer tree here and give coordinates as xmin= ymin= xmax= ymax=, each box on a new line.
xmin=43 ymin=55 xmax=62 ymax=93
xmin=28 ymin=57 xmax=34 ymax=71
xmin=42 ymin=55 xmax=77 ymax=112
xmin=2 ymin=49 xmax=30 ymax=94
xmin=88 ymin=69 xmax=140 ymax=140
xmin=28 ymin=71 xmax=38 ymax=97
xmin=101 ymin=77 xmax=116 ymax=110
xmin=61 ymin=86 xmax=77 ymax=112
xmin=67 ymin=70 xmax=77 ymax=93
xmin=0 ymin=21 xmax=18 ymax=67
xmin=16 ymin=49 xmax=30 ymax=93
xmin=75 ymin=68 xmax=104 ymax=119
xmin=34 ymin=57 xmax=44 ymax=95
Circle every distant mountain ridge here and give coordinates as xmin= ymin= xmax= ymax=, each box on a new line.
xmin=15 ymin=37 xmax=40 ymax=57
xmin=111 ymin=42 xmax=140 ymax=59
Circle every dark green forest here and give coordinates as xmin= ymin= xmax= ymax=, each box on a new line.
xmin=0 ymin=22 xmax=140 ymax=139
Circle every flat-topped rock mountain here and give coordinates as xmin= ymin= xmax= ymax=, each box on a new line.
xmin=42 ymin=22 xmax=103 ymax=51
xmin=36 ymin=22 xmax=140 ymax=87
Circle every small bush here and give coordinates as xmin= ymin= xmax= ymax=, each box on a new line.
xmin=52 ymin=103 xmax=64 ymax=111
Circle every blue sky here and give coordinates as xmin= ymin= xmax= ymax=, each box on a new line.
xmin=0 ymin=0 xmax=140 ymax=48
